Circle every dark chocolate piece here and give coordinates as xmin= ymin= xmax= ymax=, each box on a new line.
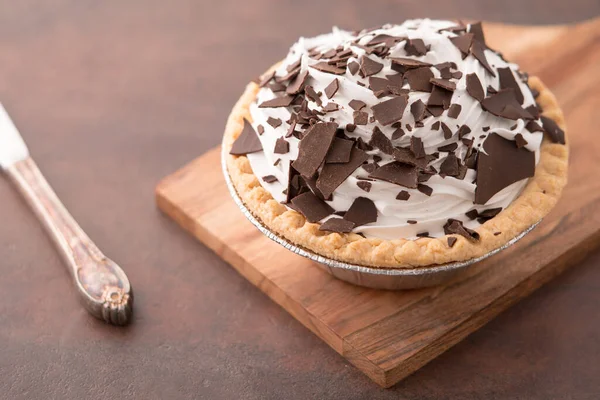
xmin=440 ymin=153 xmax=460 ymax=176
xmin=369 ymin=127 xmax=395 ymax=155
xmin=498 ymin=67 xmax=524 ymax=104
xmin=317 ymin=146 xmax=369 ymax=198
xmin=262 ymin=175 xmax=278 ymax=183
xmin=405 ymin=67 xmax=434 ymax=92
xmin=369 ymin=161 xmax=418 ymax=188
xmin=466 ymin=73 xmax=485 ymax=102
xmin=360 ymin=56 xmax=384 ymax=77
xmin=344 ymin=197 xmax=378 ymax=227
xmin=274 ymin=137 xmax=289 ymax=154
xmin=324 ymin=78 xmax=339 ymax=99
xmin=310 ymin=62 xmax=346 ymax=75
xmin=349 ymin=99 xmax=367 ymax=110
xmin=372 ymin=95 xmax=408 ymax=126
xmin=325 ymin=137 xmax=354 ymax=164
xmin=319 ymin=218 xmax=355 ymax=233
xmin=450 ymin=33 xmax=473 ymax=59
xmin=291 ymin=191 xmax=334 ymax=223
xmin=286 ymin=70 xmax=309 ymax=95
xmin=267 ymin=117 xmax=282 ymax=128
xmin=447 ymin=237 xmax=458 ymax=247
xmin=292 ymin=122 xmax=337 ymax=177
xmin=540 ymin=116 xmax=566 ymax=144
xmin=259 ymin=95 xmax=295 ymax=108
xmin=230 ymin=120 xmax=263 ymax=155
xmin=475 ymin=133 xmax=535 ymax=204
xmin=447 ymin=104 xmax=462 ymax=119
xmin=396 ymin=190 xmax=410 ymax=200
xmin=410 ymin=136 xmax=426 ymax=159
xmin=417 ymin=184 xmax=433 ymax=196
xmin=356 ymin=181 xmax=372 ymax=192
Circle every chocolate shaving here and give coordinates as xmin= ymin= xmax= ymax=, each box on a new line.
xmin=468 ymin=22 xmax=486 ymax=46
xmin=317 ymin=146 xmax=369 ymax=198
xmin=372 ymin=95 xmax=408 ymax=126
xmin=291 ymin=191 xmax=334 ymax=223
xmin=356 ymin=181 xmax=372 ymax=192
xmin=447 ymin=237 xmax=458 ymax=247
xmin=346 ymin=123 xmax=356 ymax=132
xmin=322 ymin=102 xmax=339 ymax=112
xmin=447 ymin=104 xmax=462 ymax=119
xmin=428 ymin=86 xmax=453 ymax=109
xmin=319 ymin=218 xmax=355 ymax=233
xmin=475 ymin=133 xmax=535 ymax=204
xmin=389 ymin=57 xmax=432 ymax=68
xmin=526 ymin=120 xmax=543 ymax=133
xmin=440 ymin=153 xmax=460 ymax=176
xmin=444 ymin=219 xmax=480 ymax=241
xmin=410 ymin=99 xmax=428 ymax=123
xmin=353 ymin=110 xmax=369 ymax=125
xmin=360 ymin=56 xmax=384 ymax=77
xmin=514 ymin=133 xmax=528 ymax=148
xmin=540 ymin=116 xmax=566 ymax=144
xmin=269 ymin=82 xmax=286 ymax=92
xmin=230 ymin=120 xmax=263 ymax=155
xmin=431 ymin=121 xmax=441 ymax=131
xmin=286 ymin=70 xmax=309 ymax=95
xmin=349 ymin=99 xmax=366 ymax=111
xmin=325 ymin=137 xmax=354 ymax=164
xmin=262 ymin=175 xmax=278 ymax=183
xmin=324 ymin=78 xmax=339 ymax=99
xmin=405 ymin=67 xmax=434 ymax=92
xmin=481 ymin=89 xmax=534 ymax=120
xmin=438 ymin=143 xmax=458 ymax=152
xmin=404 ymin=38 xmax=428 ymax=56
xmin=344 ymin=197 xmax=378 ymax=227
xmin=498 ymin=67 xmax=524 ymax=104
xmin=369 ymin=127 xmax=395 ymax=155
xmin=259 ymin=95 xmax=295 ymax=108
xmin=369 ymin=161 xmax=418 ymax=188
xmin=257 ymin=125 xmax=265 ymax=135
xmin=396 ymin=190 xmax=410 ymax=200
xmin=470 ymin=40 xmax=496 ymax=76
xmin=391 ymin=126 xmax=405 ymax=140
xmin=466 ymin=73 xmax=485 ymax=102
xmin=392 ymin=147 xmax=429 ymax=169
xmin=410 ymin=136 xmax=426 ymax=159
xmin=430 ymin=78 xmax=456 ymax=91
xmin=441 ymin=122 xmax=453 ymax=139
xmin=258 ymin=70 xmax=276 ymax=87
xmin=304 ymin=86 xmax=322 ymax=105
xmin=417 ymin=184 xmax=433 ymax=196
xmin=348 ymin=61 xmax=360 ymax=75
xmin=292 ymin=122 xmax=337 ymax=177
xmin=267 ymin=117 xmax=282 ymax=128
xmin=450 ymin=33 xmax=473 ymax=59
xmin=457 ymin=125 xmax=471 ymax=139
xmin=274 ymin=137 xmax=290 ymax=154
xmin=310 ymin=62 xmax=346 ymax=75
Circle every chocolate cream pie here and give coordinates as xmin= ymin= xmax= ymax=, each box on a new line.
xmin=223 ymin=19 xmax=568 ymax=268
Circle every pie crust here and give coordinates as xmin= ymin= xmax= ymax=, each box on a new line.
xmin=223 ymin=74 xmax=569 ymax=268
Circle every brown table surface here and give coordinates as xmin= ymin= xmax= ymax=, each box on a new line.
xmin=0 ymin=1 xmax=599 ymax=399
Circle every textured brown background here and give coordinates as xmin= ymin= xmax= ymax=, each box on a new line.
xmin=0 ymin=1 xmax=599 ymax=399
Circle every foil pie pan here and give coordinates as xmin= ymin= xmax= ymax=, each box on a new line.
xmin=222 ymin=148 xmax=540 ymax=290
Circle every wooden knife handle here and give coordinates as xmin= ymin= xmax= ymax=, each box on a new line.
xmin=6 ymin=157 xmax=133 ymax=325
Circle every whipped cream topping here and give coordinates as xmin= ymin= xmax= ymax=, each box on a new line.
xmin=245 ymin=19 xmax=543 ymax=239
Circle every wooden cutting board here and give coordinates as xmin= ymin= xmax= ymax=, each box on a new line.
xmin=156 ymin=19 xmax=600 ymax=388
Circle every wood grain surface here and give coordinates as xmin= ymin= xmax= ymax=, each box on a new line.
xmin=1 ymin=1 xmax=599 ymax=399
xmin=155 ymin=18 xmax=599 ymax=386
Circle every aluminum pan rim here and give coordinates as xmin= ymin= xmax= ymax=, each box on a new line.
xmin=221 ymin=146 xmax=539 ymax=277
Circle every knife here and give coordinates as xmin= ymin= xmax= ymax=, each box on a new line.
xmin=0 ymin=103 xmax=133 ymax=325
